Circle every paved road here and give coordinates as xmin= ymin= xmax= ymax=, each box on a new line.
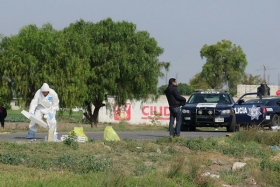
xmin=0 ymin=130 xmax=232 ymax=142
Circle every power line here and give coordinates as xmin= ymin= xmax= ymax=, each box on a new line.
xmin=255 ymin=65 xmax=276 ymax=84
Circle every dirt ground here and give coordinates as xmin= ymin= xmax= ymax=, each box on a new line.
xmin=3 ymin=122 xmax=87 ymax=132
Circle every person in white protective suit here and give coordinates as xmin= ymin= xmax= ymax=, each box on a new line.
xmin=26 ymin=83 xmax=59 ymax=139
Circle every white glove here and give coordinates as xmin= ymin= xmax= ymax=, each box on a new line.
xmin=44 ymin=113 xmax=54 ymax=120
xmin=48 ymin=113 xmax=54 ymax=120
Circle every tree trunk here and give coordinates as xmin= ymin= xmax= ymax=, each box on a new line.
xmin=90 ymin=107 xmax=100 ymax=128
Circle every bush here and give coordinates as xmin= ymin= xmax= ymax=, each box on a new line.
xmin=63 ymin=131 xmax=79 ymax=150
xmin=185 ymin=137 xmax=218 ymax=151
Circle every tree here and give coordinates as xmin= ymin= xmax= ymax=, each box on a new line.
xmin=158 ymin=84 xmax=168 ymax=95
xmin=189 ymin=72 xmax=211 ymax=90
xmin=241 ymin=74 xmax=264 ymax=85
xmin=177 ymin=83 xmax=193 ymax=95
xmin=0 ymin=24 xmax=89 ymax=110
xmin=158 ymin=83 xmax=192 ymax=95
xmin=200 ymin=40 xmax=248 ymax=95
xmin=0 ymin=18 xmax=169 ymax=127
xmin=80 ymin=18 xmax=169 ymax=127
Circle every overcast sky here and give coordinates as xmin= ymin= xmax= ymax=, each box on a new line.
xmin=1 ymin=0 xmax=280 ymax=86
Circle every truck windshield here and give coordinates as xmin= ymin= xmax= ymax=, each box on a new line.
xmin=188 ymin=94 xmax=231 ymax=104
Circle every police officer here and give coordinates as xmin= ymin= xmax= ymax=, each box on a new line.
xmin=164 ymin=78 xmax=186 ymax=137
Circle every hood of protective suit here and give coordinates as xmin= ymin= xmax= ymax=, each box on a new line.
xmin=41 ymin=83 xmax=50 ymax=92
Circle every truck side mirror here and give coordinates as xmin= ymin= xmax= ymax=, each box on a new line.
xmin=238 ymin=99 xmax=245 ymax=105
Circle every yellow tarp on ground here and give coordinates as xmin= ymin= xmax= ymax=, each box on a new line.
xmin=68 ymin=127 xmax=88 ymax=142
xmin=104 ymin=126 xmax=120 ymax=141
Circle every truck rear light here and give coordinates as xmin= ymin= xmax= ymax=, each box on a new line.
xmin=262 ymin=107 xmax=267 ymax=114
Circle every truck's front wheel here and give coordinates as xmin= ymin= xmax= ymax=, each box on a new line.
xmin=180 ymin=125 xmax=189 ymax=131
xmin=227 ymin=115 xmax=236 ymax=132
xmin=189 ymin=126 xmax=196 ymax=131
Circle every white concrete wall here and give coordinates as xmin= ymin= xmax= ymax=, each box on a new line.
xmin=98 ymin=95 xmax=189 ymax=125
xmin=98 ymin=85 xmax=280 ymax=125
xmin=98 ymin=95 xmax=239 ymax=125
xmin=237 ymin=84 xmax=280 ymax=97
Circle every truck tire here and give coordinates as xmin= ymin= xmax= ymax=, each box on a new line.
xmin=190 ymin=126 xmax=196 ymax=131
xmin=270 ymin=114 xmax=280 ymax=130
xmin=227 ymin=115 xmax=236 ymax=132
xmin=180 ymin=125 xmax=189 ymax=131
xmin=271 ymin=114 xmax=279 ymax=126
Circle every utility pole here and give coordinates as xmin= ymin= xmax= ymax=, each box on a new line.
xmin=255 ymin=65 xmax=276 ymax=84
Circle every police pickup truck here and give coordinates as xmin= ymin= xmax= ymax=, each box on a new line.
xmin=235 ymin=92 xmax=280 ymax=129
xmin=181 ymin=84 xmax=279 ymax=132
xmin=181 ymin=91 xmax=236 ymax=132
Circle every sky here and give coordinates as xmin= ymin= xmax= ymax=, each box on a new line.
xmin=1 ymin=0 xmax=280 ymax=87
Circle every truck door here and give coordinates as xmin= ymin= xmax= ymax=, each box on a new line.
xmin=234 ymin=102 xmax=264 ymax=125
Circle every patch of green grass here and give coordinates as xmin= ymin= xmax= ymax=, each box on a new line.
xmin=63 ymin=131 xmax=79 ymax=150
xmin=185 ymin=136 xmax=219 ymax=151
xmin=232 ymin=128 xmax=280 ymax=146
xmin=1 ymin=129 xmax=280 ymax=186
xmin=220 ymin=170 xmax=244 ymax=185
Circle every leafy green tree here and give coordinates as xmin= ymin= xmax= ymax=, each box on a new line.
xmin=177 ymin=83 xmax=193 ymax=95
xmin=0 ymin=24 xmax=89 ymax=110
xmin=0 ymin=18 xmax=169 ymax=127
xmin=200 ymin=40 xmax=248 ymax=95
xmin=158 ymin=84 xmax=168 ymax=95
xmin=158 ymin=83 xmax=192 ymax=95
xmin=241 ymin=74 xmax=264 ymax=85
xmin=189 ymin=72 xmax=211 ymax=90
xmin=62 ymin=18 xmax=170 ymax=127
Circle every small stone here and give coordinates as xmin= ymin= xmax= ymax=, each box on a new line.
xmin=232 ymin=162 xmax=246 ymax=171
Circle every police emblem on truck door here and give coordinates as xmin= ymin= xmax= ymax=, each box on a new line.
xmin=247 ymin=105 xmax=262 ymax=120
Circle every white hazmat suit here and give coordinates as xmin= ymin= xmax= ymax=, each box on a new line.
xmin=26 ymin=83 xmax=59 ymax=139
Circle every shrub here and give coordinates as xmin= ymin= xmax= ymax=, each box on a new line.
xmin=63 ymin=131 xmax=79 ymax=150
xmin=185 ymin=137 xmax=218 ymax=151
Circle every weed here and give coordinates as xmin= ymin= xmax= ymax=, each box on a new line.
xmin=218 ymin=140 xmax=270 ymax=158
xmin=74 ymin=155 xmax=111 ymax=174
xmin=0 ymin=152 xmax=24 ymax=165
xmin=156 ymin=136 xmax=174 ymax=144
xmin=166 ymin=156 xmax=185 ymax=178
xmin=88 ymin=138 xmax=96 ymax=142
xmin=134 ymin=164 xmax=154 ymax=176
xmin=57 ymin=153 xmax=78 ymax=169
xmin=102 ymin=164 xmax=129 ymax=187
xmin=232 ymin=128 xmax=280 ymax=146
xmin=63 ymin=131 xmax=79 ymax=150
xmin=116 ymin=120 xmax=128 ymax=130
xmin=25 ymin=156 xmax=52 ymax=170
xmin=220 ymin=169 xmax=244 ymax=185
xmin=0 ymin=141 xmax=28 ymax=151
xmin=148 ymin=111 xmax=162 ymax=126
xmin=185 ymin=137 xmax=218 ymax=151
xmin=260 ymin=159 xmax=280 ymax=172
xmin=147 ymin=154 xmax=160 ymax=162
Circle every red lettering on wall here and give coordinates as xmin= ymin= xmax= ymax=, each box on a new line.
xmin=141 ymin=105 xmax=170 ymax=120
xmin=164 ymin=106 xmax=169 ymax=116
xmin=142 ymin=106 xmax=149 ymax=116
